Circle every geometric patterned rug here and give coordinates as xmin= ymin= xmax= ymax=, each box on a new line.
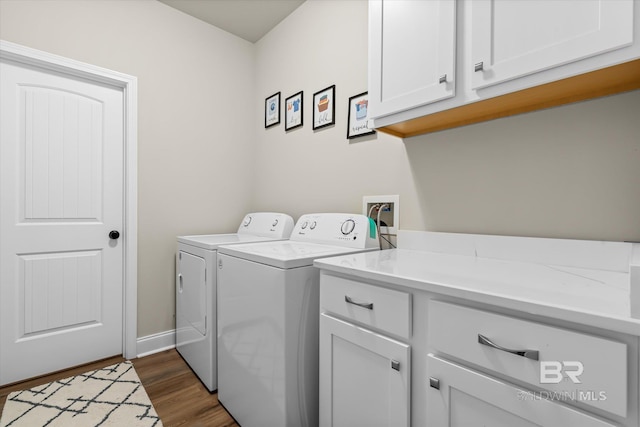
xmin=0 ymin=361 xmax=162 ymax=427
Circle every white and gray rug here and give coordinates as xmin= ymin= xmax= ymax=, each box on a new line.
xmin=0 ymin=361 xmax=162 ymax=427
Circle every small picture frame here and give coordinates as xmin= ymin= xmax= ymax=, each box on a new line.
xmin=312 ymin=85 xmax=335 ymax=130
xmin=265 ymin=92 xmax=281 ymax=128
xmin=347 ymin=91 xmax=375 ymax=139
xmin=285 ymin=91 xmax=303 ymax=131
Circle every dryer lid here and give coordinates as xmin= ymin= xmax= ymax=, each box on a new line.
xmin=177 ymin=233 xmax=276 ymax=250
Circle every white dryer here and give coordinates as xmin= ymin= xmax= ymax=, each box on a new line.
xmin=176 ymin=212 xmax=294 ymax=392
xmin=217 ymin=213 xmax=380 ymax=427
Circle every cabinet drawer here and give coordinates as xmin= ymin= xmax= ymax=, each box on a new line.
xmin=427 ymin=354 xmax=617 ymax=427
xmin=428 ymin=300 xmax=627 ymax=417
xmin=320 ymin=274 xmax=411 ymax=339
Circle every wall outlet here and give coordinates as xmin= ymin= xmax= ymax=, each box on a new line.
xmin=363 ymin=195 xmax=399 ymax=235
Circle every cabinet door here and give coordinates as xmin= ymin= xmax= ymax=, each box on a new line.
xmin=319 ymin=314 xmax=410 ymax=427
xmin=471 ymin=0 xmax=634 ymax=89
xmin=368 ymin=0 xmax=456 ymax=120
xmin=426 ymin=355 xmax=617 ymax=427
xmin=176 ymin=250 xmax=206 ymax=336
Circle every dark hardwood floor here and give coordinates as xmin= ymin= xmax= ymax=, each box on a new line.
xmin=0 ymin=349 xmax=239 ymax=427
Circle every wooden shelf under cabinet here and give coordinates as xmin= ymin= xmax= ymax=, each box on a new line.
xmin=377 ymin=59 xmax=640 ymax=138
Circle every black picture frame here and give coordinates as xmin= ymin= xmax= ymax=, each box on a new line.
xmin=312 ymin=85 xmax=335 ymax=130
xmin=285 ymin=91 xmax=303 ymax=131
xmin=265 ymin=92 xmax=281 ymax=128
xmin=347 ymin=91 xmax=375 ymax=139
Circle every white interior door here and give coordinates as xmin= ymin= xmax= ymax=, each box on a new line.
xmin=0 ymin=57 xmax=124 ymax=385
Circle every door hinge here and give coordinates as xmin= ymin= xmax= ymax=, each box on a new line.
xmin=391 ymin=360 xmax=400 ymax=371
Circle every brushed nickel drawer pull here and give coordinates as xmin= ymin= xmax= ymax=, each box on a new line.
xmin=345 ymin=295 xmax=373 ymax=310
xmin=478 ymin=334 xmax=539 ymax=361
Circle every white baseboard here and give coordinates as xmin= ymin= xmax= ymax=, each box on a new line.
xmin=136 ymin=329 xmax=175 ymax=358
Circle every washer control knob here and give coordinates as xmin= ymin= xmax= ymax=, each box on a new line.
xmin=310 ymin=221 xmax=317 ymax=230
xmin=272 ymin=219 xmax=279 ymax=227
xmin=301 ymin=220 xmax=309 ymax=229
xmin=341 ymin=219 xmax=356 ymax=235
xmin=243 ymin=216 xmax=252 ymax=227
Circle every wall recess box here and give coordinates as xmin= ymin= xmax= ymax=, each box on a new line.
xmin=363 ymin=195 xmax=399 ymax=235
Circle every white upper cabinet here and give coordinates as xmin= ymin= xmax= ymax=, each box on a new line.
xmin=368 ymin=0 xmax=456 ymax=120
xmin=368 ymin=0 xmax=640 ymax=136
xmin=471 ymin=0 xmax=634 ymax=89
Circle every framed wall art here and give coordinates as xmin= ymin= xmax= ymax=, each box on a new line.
xmin=285 ymin=91 xmax=303 ymax=131
xmin=312 ymin=85 xmax=335 ymax=130
xmin=347 ymin=91 xmax=375 ymax=139
xmin=265 ymin=92 xmax=281 ymax=128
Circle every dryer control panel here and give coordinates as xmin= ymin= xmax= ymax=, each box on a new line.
xmin=291 ymin=213 xmax=379 ymax=249
xmin=236 ymin=212 xmax=295 ymax=238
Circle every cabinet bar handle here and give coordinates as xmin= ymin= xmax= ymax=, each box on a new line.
xmin=439 ymin=74 xmax=447 ymax=84
xmin=478 ymin=334 xmax=539 ymax=361
xmin=474 ymin=62 xmax=484 ymax=72
xmin=344 ymin=295 xmax=373 ymax=310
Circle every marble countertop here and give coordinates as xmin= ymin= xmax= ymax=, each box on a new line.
xmin=314 ymin=248 xmax=640 ymax=336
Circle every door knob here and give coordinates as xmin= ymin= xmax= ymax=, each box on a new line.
xmin=109 ymin=230 xmax=120 ymax=240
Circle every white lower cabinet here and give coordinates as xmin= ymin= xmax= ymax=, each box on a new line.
xmin=426 ymin=355 xmax=617 ymax=427
xmin=428 ymin=300 xmax=628 ymax=417
xmin=426 ymin=300 xmax=635 ymax=426
xmin=318 ymin=272 xmax=638 ymax=427
xmin=319 ymin=314 xmax=410 ymax=427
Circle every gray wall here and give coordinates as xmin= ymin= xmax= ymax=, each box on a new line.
xmin=253 ymin=0 xmax=640 ymax=242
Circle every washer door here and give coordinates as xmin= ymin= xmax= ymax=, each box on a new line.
xmin=177 ymin=250 xmax=206 ymax=336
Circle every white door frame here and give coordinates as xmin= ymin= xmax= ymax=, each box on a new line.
xmin=0 ymin=40 xmax=138 ymax=360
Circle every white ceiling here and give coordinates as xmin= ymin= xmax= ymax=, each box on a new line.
xmin=158 ymin=0 xmax=306 ymax=43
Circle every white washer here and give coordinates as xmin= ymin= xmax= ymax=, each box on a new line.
xmin=176 ymin=212 xmax=294 ymax=392
xmin=217 ymin=213 xmax=380 ymax=427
